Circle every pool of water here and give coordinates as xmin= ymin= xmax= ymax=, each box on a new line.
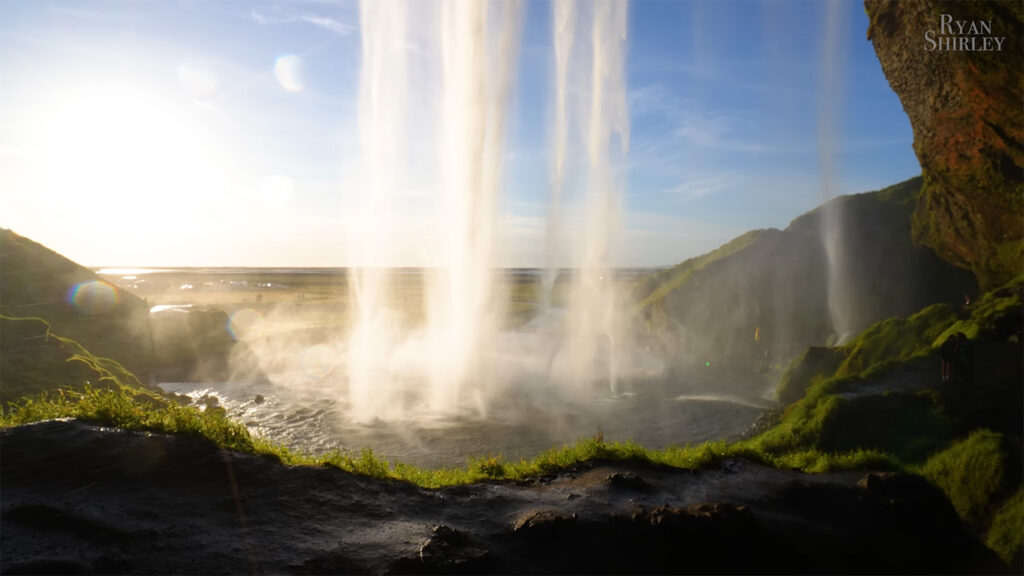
xmin=160 ymin=363 xmax=776 ymax=469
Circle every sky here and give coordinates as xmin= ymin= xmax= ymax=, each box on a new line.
xmin=0 ymin=0 xmax=921 ymax=268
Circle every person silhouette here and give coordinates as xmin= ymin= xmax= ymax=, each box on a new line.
xmin=940 ymin=333 xmax=959 ymax=382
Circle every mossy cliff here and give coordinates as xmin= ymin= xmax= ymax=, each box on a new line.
xmin=634 ymin=178 xmax=976 ymax=367
xmin=865 ymin=0 xmax=1024 ymax=289
xmin=0 ymin=229 xmax=155 ymax=375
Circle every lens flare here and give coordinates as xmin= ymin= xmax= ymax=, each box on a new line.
xmin=274 ymin=55 xmax=305 ymax=92
xmin=302 ymin=344 xmax=336 ymax=379
xmin=227 ymin=308 xmax=264 ymax=341
xmin=67 ymin=281 xmax=118 ymax=315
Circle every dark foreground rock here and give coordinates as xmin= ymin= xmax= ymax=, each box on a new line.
xmin=1 ymin=420 xmax=1006 ymax=574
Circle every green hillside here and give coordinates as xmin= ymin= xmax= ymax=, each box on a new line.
xmin=633 ymin=177 xmax=978 ymax=368
xmin=0 ymin=229 xmax=155 ymax=376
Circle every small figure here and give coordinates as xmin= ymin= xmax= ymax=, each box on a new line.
xmin=955 ymin=332 xmax=974 ymax=386
xmin=940 ymin=333 xmax=959 ymax=382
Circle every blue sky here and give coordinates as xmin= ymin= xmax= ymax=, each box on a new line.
xmin=0 ymin=0 xmax=920 ymax=267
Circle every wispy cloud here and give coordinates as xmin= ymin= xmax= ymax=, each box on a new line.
xmin=629 ymin=83 xmax=768 ymax=162
xmin=672 ymin=109 xmax=766 ymax=155
xmin=628 ymin=84 xmax=677 ymax=116
xmin=662 ymin=176 xmax=731 ymax=202
xmin=251 ymin=6 xmax=354 ymax=35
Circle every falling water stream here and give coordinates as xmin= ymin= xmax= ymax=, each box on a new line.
xmin=345 ymin=0 xmax=634 ymax=421
xmin=159 ymin=0 xmax=776 ymax=468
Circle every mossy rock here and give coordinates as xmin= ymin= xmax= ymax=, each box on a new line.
xmin=920 ymin=429 xmax=1019 ymax=525
xmin=777 ymin=346 xmax=846 ymax=404
xmin=866 ymin=0 xmax=1024 ymax=288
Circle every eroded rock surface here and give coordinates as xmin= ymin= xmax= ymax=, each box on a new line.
xmin=1 ymin=420 xmax=1005 ymax=574
xmin=865 ymin=0 xmax=1023 ymax=288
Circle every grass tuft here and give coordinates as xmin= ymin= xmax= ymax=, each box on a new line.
xmin=918 ymin=429 xmax=1009 ymax=524
xmin=986 ymin=488 xmax=1024 ymax=568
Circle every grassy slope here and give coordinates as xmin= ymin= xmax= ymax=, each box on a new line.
xmin=632 ymin=177 xmax=978 ymax=368
xmin=0 ymin=229 xmax=155 ymax=375
xmin=631 ymin=176 xmax=922 ymax=313
xmin=632 ymin=229 xmax=766 ymax=312
xmin=777 ymin=282 xmax=1022 ymax=403
xmin=758 ymin=278 xmax=1023 ymax=565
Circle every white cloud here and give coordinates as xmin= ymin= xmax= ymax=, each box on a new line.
xmin=629 ymin=83 xmax=767 ymax=160
xmin=251 ymin=7 xmax=354 ymax=36
xmin=662 ymin=176 xmax=730 ymax=202
xmin=298 ymin=14 xmax=353 ymax=35
xmin=672 ymin=110 xmax=766 ymax=155
xmin=628 ymin=84 xmax=688 ymax=118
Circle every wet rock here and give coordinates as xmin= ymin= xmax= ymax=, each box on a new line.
xmin=742 ymin=406 xmax=785 ymax=437
xmin=2 ymin=421 xmax=1008 ymax=574
xmin=776 ymin=473 xmax=1006 ymax=573
xmin=5 ymin=560 xmax=92 ymax=575
xmin=509 ymin=502 xmax=772 ymax=573
xmin=512 ymin=509 xmax=577 ymax=536
xmin=198 ymin=394 xmax=219 ymax=409
xmin=605 ymin=471 xmax=651 ymax=491
xmin=254 ymin=394 xmax=265 ymax=405
xmin=720 ymin=459 xmax=742 ymax=474
xmin=4 ymin=504 xmax=126 ymax=541
xmin=408 ymin=525 xmax=493 ymax=574
xmin=289 ymin=550 xmax=366 ymax=575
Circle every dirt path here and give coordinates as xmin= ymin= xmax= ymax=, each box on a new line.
xmin=836 ymin=356 xmax=938 ymax=400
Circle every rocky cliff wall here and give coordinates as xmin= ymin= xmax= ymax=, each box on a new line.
xmin=865 ymin=0 xmax=1023 ymax=289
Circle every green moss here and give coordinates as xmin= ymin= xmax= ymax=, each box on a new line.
xmin=932 ymin=278 xmax=1023 ymax=346
xmin=0 ymin=315 xmax=144 ymax=409
xmin=755 ymin=369 xmax=953 ymax=464
xmin=986 ymin=488 xmax=1024 ymax=568
xmin=633 ymin=229 xmax=765 ymax=313
xmin=2 ymin=384 xmax=258 ymax=454
xmin=777 ymin=346 xmax=846 ymax=404
xmin=835 ymin=303 xmax=956 ymax=377
xmin=0 ymin=229 xmax=155 ymax=375
xmin=919 ymin=429 xmax=1009 ymax=524
xmin=779 ymin=277 xmax=1021 ymax=408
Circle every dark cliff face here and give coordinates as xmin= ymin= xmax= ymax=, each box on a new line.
xmin=0 ymin=229 xmax=239 ymax=385
xmin=865 ymin=0 xmax=1023 ymax=289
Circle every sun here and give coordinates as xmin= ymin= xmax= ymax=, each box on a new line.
xmin=31 ymin=80 xmax=231 ymax=236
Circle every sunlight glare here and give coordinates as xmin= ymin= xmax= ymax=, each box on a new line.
xmin=177 ymin=60 xmax=219 ymax=96
xmin=259 ymin=174 xmax=294 ymax=209
xmin=33 ymin=81 xmax=231 ymax=235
